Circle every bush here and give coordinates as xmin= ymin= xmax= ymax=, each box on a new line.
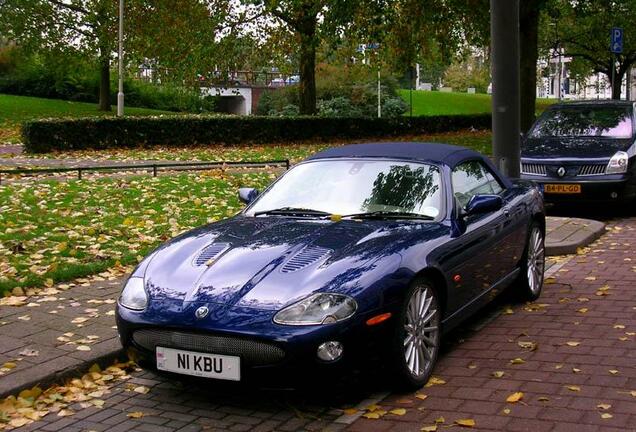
xmin=317 ymin=97 xmax=364 ymax=117
xmin=22 ymin=114 xmax=492 ymax=153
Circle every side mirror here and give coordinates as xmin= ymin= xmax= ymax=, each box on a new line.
xmin=238 ymin=187 xmax=259 ymax=205
xmin=464 ymin=194 xmax=503 ymax=216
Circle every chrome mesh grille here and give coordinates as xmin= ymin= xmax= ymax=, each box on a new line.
xmin=577 ymin=164 xmax=606 ymax=176
xmin=281 ymin=245 xmax=331 ymax=273
xmin=194 ymin=243 xmax=230 ymax=266
xmin=521 ymin=163 xmax=547 ymax=176
xmin=132 ymin=329 xmax=285 ymax=366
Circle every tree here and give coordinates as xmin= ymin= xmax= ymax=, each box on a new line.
xmin=546 ymin=0 xmax=636 ymax=100
xmin=0 ymin=0 xmax=117 ymax=111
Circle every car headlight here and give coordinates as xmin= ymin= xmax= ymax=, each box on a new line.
xmin=606 ymin=151 xmax=629 ymax=174
xmin=273 ymin=293 xmax=357 ymax=325
xmin=119 ymin=277 xmax=148 ymax=310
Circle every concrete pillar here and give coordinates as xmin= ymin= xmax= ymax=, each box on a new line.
xmin=490 ymin=0 xmax=521 ymax=178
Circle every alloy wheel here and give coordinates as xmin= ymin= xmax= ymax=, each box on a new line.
xmin=526 ymin=227 xmax=545 ymax=295
xmin=403 ymin=287 xmax=439 ymax=378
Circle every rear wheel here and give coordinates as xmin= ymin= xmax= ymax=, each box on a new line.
xmin=389 ymin=278 xmax=441 ymax=391
xmin=517 ymin=222 xmax=545 ymax=301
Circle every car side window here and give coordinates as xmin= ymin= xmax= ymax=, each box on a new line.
xmin=452 ymin=161 xmax=502 ymax=208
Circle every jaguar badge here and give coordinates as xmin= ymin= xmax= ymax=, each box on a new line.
xmin=557 ymin=166 xmax=566 ymax=177
xmin=195 ymin=306 xmax=209 ymax=319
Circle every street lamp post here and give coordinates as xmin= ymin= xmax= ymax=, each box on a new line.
xmin=117 ymin=0 xmax=124 ymax=117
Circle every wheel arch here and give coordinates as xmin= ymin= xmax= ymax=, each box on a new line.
xmin=411 ymin=267 xmax=449 ymax=320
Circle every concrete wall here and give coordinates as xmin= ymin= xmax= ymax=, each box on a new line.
xmin=200 ymin=86 xmax=277 ymax=115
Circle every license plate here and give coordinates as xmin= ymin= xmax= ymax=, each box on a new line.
xmin=544 ymin=184 xmax=581 ymax=194
xmin=156 ymin=346 xmax=240 ymax=381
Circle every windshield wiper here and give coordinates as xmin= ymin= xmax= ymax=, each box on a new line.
xmin=341 ymin=211 xmax=435 ymax=220
xmin=253 ymin=207 xmax=332 ymax=217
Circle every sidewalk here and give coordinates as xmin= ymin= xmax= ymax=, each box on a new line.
xmin=0 ymin=216 xmax=607 ymax=400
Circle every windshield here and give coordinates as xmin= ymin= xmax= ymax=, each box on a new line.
xmin=246 ymin=160 xmax=443 ymax=219
xmin=530 ymin=106 xmax=633 ymax=138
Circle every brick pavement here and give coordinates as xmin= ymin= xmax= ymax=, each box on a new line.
xmin=346 ymin=216 xmax=636 ymax=431
xmin=0 ymin=278 xmax=123 ymax=397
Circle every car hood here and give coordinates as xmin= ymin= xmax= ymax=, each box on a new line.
xmin=522 ymin=137 xmax=633 ymax=159
xmin=141 ymin=215 xmax=446 ymax=311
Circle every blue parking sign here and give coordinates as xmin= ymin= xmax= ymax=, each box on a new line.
xmin=611 ymin=27 xmax=623 ymax=54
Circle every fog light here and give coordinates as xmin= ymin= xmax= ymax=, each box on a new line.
xmin=317 ymin=341 xmax=343 ymax=362
xmin=611 ymin=192 xmax=618 ymax=199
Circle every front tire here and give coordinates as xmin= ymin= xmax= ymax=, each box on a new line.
xmin=517 ymin=222 xmax=545 ymax=301
xmin=389 ymin=278 xmax=441 ymax=391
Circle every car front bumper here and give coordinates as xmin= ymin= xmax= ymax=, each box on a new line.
xmin=520 ymin=174 xmax=636 ymax=203
xmin=116 ymin=303 xmax=393 ymax=386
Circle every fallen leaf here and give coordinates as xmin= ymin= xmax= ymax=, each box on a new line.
xmin=538 ymin=396 xmax=550 ymax=402
xmin=597 ymin=403 xmax=611 ymax=410
xmin=421 ymin=426 xmax=437 ymax=432
xmin=518 ymin=341 xmax=538 ymax=351
xmin=572 ymin=368 xmax=581 ymax=373
xmin=57 ymin=409 xmax=75 ymax=417
xmin=577 ymin=308 xmax=588 ymax=314
xmin=609 ymin=370 xmax=619 ymax=375
xmin=343 ymin=408 xmax=358 ymax=415
xmin=127 ymin=411 xmax=144 ymax=419
xmin=455 ymin=419 xmax=476 ymax=428
xmin=425 ymin=376 xmax=446 ymax=386
xmin=566 ymin=385 xmax=581 ymax=392
xmin=600 ymin=413 xmax=613 ymax=419
xmin=435 ymin=417 xmax=445 ymax=424
xmin=492 ymin=371 xmax=505 ymax=378
xmin=2 ymin=362 xmax=17 ymax=369
xmin=18 ymin=349 xmax=39 ymax=357
xmin=566 ymin=341 xmax=580 ymax=347
xmin=510 ymin=358 xmax=525 ymax=365
xmin=76 ymin=345 xmax=91 ymax=351
xmin=415 ymin=393 xmax=428 ymax=400
xmin=506 ymin=392 xmax=524 ymax=403
xmin=9 ymin=418 xmax=31 ymax=427
xmin=133 ymin=386 xmax=150 ymax=394
xmin=389 ymin=408 xmax=406 ymax=416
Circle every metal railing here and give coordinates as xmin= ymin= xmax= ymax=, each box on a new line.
xmin=0 ymin=159 xmax=290 ymax=185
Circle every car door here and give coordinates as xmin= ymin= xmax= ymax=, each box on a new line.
xmin=444 ymin=160 xmax=510 ymax=313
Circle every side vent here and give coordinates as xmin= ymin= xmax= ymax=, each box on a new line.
xmin=281 ymin=246 xmax=331 ymax=273
xmin=194 ymin=243 xmax=230 ymax=266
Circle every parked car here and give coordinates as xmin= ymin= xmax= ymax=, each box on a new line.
xmin=521 ymin=100 xmax=636 ymax=203
xmin=116 ymin=143 xmax=545 ymax=390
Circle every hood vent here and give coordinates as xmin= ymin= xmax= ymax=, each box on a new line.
xmin=194 ymin=243 xmax=230 ymax=266
xmin=281 ymin=245 xmax=331 ymax=273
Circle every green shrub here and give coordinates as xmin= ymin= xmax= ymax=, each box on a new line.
xmin=22 ymin=114 xmax=492 ymax=153
xmin=317 ymin=97 xmax=364 ymax=117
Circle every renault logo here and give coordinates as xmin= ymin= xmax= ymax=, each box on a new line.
xmin=195 ymin=306 xmax=209 ymax=319
xmin=557 ymin=166 xmax=566 ymax=177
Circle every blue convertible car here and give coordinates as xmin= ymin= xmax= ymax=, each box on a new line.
xmin=117 ymin=143 xmax=545 ymax=390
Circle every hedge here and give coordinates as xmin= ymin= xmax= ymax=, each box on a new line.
xmin=22 ymin=114 xmax=492 ymax=153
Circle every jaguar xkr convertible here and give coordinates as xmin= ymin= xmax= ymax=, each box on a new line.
xmin=116 ymin=143 xmax=545 ymax=390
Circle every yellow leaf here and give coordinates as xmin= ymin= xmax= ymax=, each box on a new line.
xmin=330 ymin=214 xmax=342 ymax=222
xmin=597 ymin=403 xmax=611 ymax=410
xmin=128 ymin=411 xmax=144 ymax=419
xmin=572 ymin=368 xmax=581 ymax=373
xmin=44 ymin=278 xmax=54 ymax=287
xmin=503 ymin=408 xmax=511 ymax=414
xmin=133 ymin=386 xmax=150 ymax=394
xmin=566 ymin=385 xmax=581 ymax=392
xmin=609 ymin=370 xmax=619 ymax=375
xmin=343 ymin=408 xmax=358 ymax=415
xmin=415 ymin=393 xmax=428 ymax=400
xmin=76 ymin=345 xmax=91 ymax=351
xmin=613 ymin=324 xmax=625 ymax=329
xmin=421 ymin=426 xmax=437 ymax=432
xmin=577 ymin=308 xmax=588 ymax=314
xmin=9 ymin=418 xmax=31 ymax=427
xmin=57 ymin=409 xmax=75 ymax=417
xmin=510 ymin=358 xmax=525 ymax=365
xmin=492 ymin=371 xmax=505 ymax=378
xmin=435 ymin=416 xmax=445 ymax=424
xmin=506 ymin=392 xmax=524 ymax=403
xmin=601 ymin=413 xmax=613 ymax=419
xmin=425 ymin=376 xmax=446 ymax=386
xmin=88 ymin=363 xmax=101 ymax=373
xmin=538 ymin=396 xmax=550 ymax=402
xmin=2 ymin=362 xmax=17 ymax=369
xmin=455 ymin=419 xmax=476 ymax=427
xmin=584 ymin=276 xmax=597 ymax=281
xmin=365 ymin=404 xmax=381 ymax=412
xmin=566 ymin=341 xmax=580 ymax=347
xmin=389 ymin=408 xmax=406 ymax=416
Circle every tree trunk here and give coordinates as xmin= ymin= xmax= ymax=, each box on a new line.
xmin=519 ymin=1 xmax=541 ymax=133
xmin=298 ymin=22 xmax=317 ymax=115
xmin=99 ymin=57 xmax=111 ymax=111
xmin=611 ymin=67 xmax=623 ymax=99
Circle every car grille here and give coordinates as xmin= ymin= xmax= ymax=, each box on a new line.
xmin=521 ymin=163 xmax=547 ymax=176
xmin=132 ymin=329 xmax=285 ymax=366
xmin=577 ymin=164 xmax=606 ymax=176
xmin=281 ymin=245 xmax=331 ymax=273
xmin=522 ymin=163 xmax=606 ymax=177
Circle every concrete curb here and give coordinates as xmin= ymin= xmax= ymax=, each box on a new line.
xmin=545 ymin=217 xmax=606 ymax=256
xmin=0 ymin=348 xmax=125 ymax=399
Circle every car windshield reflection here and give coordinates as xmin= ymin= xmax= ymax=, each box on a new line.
xmin=245 ymin=160 xmax=442 ymax=219
xmin=530 ymin=106 xmax=633 ymax=139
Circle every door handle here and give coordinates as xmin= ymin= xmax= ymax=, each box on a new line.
xmin=503 ymin=206 xmax=511 ymax=217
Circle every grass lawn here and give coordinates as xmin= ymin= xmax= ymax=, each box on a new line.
xmin=0 ymin=171 xmax=274 ymax=294
xmin=399 ymin=89 xmax=555 ymax=116
xmin=0 ymin=94 xmax=174 ymax=144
